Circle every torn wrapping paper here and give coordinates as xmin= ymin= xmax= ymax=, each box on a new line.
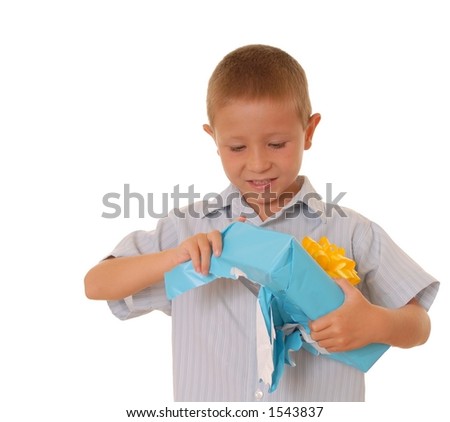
xmin=164 ymin=222 xmax=390 ymax=392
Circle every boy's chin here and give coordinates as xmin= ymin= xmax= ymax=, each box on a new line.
xmin=245 ymin=196 xmax=285 ymax=214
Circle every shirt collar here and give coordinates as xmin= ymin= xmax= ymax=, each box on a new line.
xmin=201 ymin=176 xmax=326 ymax=221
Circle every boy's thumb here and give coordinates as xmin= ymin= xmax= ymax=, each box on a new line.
xmin=333 ymin=277 xmax=354 ymax=296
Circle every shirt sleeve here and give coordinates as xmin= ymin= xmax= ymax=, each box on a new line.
xmin=106 ymin=214 xmax=179 ymax=320
xmin=353 ymin=221 xmax=439 ymax=310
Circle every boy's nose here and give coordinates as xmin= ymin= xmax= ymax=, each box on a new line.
xmin=247 ymin=149 xmax=271 ymax=173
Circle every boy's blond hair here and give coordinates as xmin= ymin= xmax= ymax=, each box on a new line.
xmin=206 ymin=44 xmax=312 ymax=128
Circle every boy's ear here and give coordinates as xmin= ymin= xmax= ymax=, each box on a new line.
xmin=304 ymin=113 xmax=321 ymax=150
xmin=203 ymin=124 xmax=220 ymax=155
xmin=203 ymin=124 xmax=215 ymax=139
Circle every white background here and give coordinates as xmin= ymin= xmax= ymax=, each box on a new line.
xmin=1 ymin=1 xmax=448 ymax=421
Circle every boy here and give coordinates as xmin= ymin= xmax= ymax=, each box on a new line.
xmin=84 ymin=45 xmax=439 ymax=401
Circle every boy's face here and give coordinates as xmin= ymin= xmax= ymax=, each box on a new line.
xmin=204 ymin=99 xmax=320 ymax=220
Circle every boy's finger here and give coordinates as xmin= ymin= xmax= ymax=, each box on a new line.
xmin=208 ymin=230 xmax=223 ymax=256
xmin=310 ymin=326 xmax=333 ymax=343
xmin=197 ymin=234 xmax=213 ymax=275
xmin=187 ymin=243 xmax=201 ymax=273
xmin=309 ymin=315 xmax=332 ymax=333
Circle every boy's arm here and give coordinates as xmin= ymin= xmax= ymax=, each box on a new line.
xmin=309 ymin=278 xmax=431 ymax=352
xmin=84 ymin=230 xmax=222 ymax=301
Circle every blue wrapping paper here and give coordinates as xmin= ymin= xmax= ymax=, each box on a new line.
xmin=165 ymin=222 xmax=389 ymax=391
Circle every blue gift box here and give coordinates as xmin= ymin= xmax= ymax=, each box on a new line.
xmin=165 ymin=222 xmax=389 ymax=391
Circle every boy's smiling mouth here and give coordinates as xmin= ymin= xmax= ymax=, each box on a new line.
xmin=247 ymin=178 xmax=276 ymax=191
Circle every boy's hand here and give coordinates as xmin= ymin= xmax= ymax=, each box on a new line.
xmin=172 ymin=231 xmax=222 ymax=275
xmin=309 ymin=278 xmax=380 ymax=352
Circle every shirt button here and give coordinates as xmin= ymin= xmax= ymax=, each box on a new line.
xmin=254 ymin=389 xmax=264 ymax=400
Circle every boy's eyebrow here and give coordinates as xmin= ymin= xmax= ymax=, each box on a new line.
xmin=222 ymin=135 xmax=246 ymax=142
xmin=222 ymin=131 xmax=294 ymax=142
xmin=265 ymin=132 xmax=292 ymax=139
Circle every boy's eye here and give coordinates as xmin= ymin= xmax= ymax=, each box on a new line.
xmin=269 ymin=142 xmax=287 ymax=149
xmin=230 ymin=145 xmax=246 ymax=152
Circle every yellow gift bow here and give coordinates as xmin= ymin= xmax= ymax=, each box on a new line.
xmin=301 ymin=236 xmax=361 ymax=285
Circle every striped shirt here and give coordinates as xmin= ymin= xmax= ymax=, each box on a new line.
xmin=107 ymin=176 xmax=439 ymax=402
